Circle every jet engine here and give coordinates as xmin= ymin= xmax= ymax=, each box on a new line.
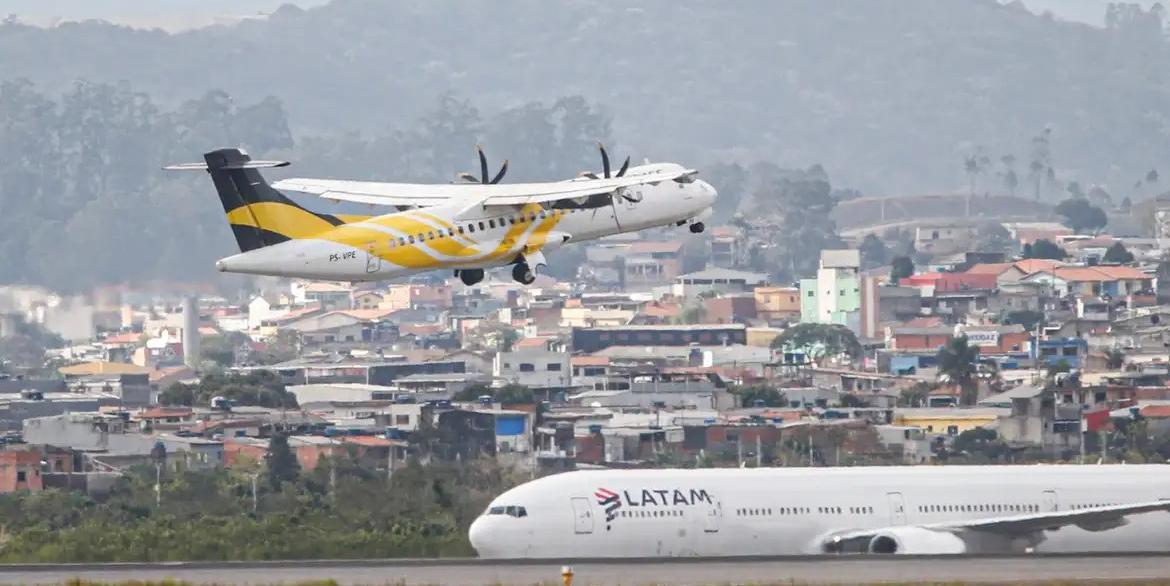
xmin=865 ymin=528 xmax=968 ymax=554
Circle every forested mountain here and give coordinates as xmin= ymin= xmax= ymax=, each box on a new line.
xmin=3 ymin=1 xmax=1168 ymax=191
xmin=1 ymin=1 xmax=1168 ymax=290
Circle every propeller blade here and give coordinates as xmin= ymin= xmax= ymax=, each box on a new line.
xmin=599 ymin=143 xmax=611 ymax=178
xmin=477 ymin=145 xmax=489 ymax=184
xmin=490 ymin=160 xmax=509 ymax=184
xmin=616 ymin=156 xmax=630 ymax=178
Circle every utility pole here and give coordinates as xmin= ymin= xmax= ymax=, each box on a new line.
xmin=251 ymin=472 xmax=258 ymax=513
xmin=154 ymin=462 xmax=162 ymax=508
xmin=755 ymin=434 xmax=762 ymax=468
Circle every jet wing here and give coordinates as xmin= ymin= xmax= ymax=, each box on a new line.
xmin=823 ymin=500 xmax=1170 ymax=553
xmin=948 ymin=500 xmax=1170 ymax=534
xmin=272 ymin=168 xmax=689 ymax=208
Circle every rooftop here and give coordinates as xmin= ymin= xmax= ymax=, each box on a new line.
xmin=59 ymin=361 xmax=151 ymax=377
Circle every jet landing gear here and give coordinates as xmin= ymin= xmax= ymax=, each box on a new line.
xmin=511 ymin=251 xmax=546 ymax=285
xmin=512 ymin=263 xmax=536 ymax=285
xmin=690 ymin=221 xmax=705 ymax=233
xmin=455 ymin=269 xmax=484 ymax=286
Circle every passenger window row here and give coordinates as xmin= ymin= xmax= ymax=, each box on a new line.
xmin=917 ymin=503 xmax=1038 ymax=514
xmin=1071 ymin=502 xmax=1117 ymax=510
xmin=617 ymin=509 xmax=683 ymax=519
xmin=734 ymin=506 xmax=873 ymax=517
xmin=386 ymin=209 xmax=569 ymax=248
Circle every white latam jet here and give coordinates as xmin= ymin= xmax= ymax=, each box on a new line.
xmin=167 ymin=146 xmax=715 ymax=285
xmin=469 ymin=465 xmax=1170 ymax=557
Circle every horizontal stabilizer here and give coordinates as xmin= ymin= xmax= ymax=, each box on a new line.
xmin=164 ymin=160 xmax=290 ymax=171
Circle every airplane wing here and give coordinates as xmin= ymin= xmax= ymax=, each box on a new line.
xmin=822 ymin=500 xmax=1170 ymax=554
xmin=272 ymin=168 xmax=692 ymax=208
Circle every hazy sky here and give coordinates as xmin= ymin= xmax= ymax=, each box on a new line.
xmin=4 ymin=1 xmax=329 ymax=30
xmin=1022 ymin=0 xmax=1161 ymax=25
xmin=3 ymin=0 xmax=1163 ymax=30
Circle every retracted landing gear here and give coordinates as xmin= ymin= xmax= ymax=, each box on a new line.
xmin=690 ymin=221 xmax=705 ymax=233
xmin=456 ymin=269 xmax=485 ymax=286
xmin=511 ymin=251 xmax=546 ymax=285
xmin=512 ymin=263 xmax=536 ymax=285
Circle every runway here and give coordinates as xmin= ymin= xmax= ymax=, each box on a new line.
xmin=3 ymin=555 xmax=1170 ymax=585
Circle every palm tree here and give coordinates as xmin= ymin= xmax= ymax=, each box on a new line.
xmin=938 ymin=335 xmax=980 ymax=405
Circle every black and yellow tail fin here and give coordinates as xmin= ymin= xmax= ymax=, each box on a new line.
xmin=167 ymin=148 xmax=350 ymax=252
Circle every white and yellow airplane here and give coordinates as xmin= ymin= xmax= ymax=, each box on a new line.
xmin=168 ymin=147 xmax=715 ymax=285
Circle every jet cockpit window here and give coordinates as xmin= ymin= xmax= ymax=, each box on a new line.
xmin=486 ymin=505 xmax=527 ymax=518
xmin=673 ymin=173 xmax=695 ymax=184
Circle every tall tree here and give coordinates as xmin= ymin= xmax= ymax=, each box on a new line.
xmin=890 ymin=255 xmax=915 ymax=282
xmin=938 ymin=335 xmax=981 ymax=405
xmin=1054 ymin=198 xmax=1108 ymax=234
xmin=265 ymin=432 xmax=301 ymax=491
xmin=858 ymin=233 xmax=889 ymax=269
xmin=771 ymin=323 xmax=862 ymax=366
xmin=1103 ymin=242 xmax=1135 ymax=264
xmin=1022 ymin=239 xmax=1067 ymax=260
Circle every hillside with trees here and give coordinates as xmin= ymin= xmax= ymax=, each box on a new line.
xmin=1 ymin=1 xmax=1169 ymax=290
xmin=3 ymin=0 xmax=1168 ymax=193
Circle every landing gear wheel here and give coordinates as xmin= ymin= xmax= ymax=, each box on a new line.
xmin=512 ymin=263 xmax=536 ymax=285
xmin=690 ymin=221 xmax=705 ymax=234
xmin=458 ymin=269 xmax=484 ymax=286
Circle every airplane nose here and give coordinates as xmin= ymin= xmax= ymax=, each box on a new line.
xmin=695 ymin=179 xmax=717 ymax=208
xmin=468 ymin=517 xmax=489 ymax=556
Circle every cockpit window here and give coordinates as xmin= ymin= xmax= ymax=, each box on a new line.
xmin=487 ymin=505 xmax=527 ymax=517
xmin=673 ymin=173 xmax=695 ymax=184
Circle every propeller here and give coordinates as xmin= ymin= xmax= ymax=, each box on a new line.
xmin=457 ymin=145 xmax=508 ymax=184
xmin=598 ymin=143 xmax=630 ymax=178
xmin=579 ymin=143 xmax=631 ymax=180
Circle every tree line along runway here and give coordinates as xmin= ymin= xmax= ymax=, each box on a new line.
xmin=3 ymin=554 xmax=1170 ymax=585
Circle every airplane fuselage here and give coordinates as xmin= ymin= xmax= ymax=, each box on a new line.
xmin=469 ymin=466 xmax=1170 ymax=558
xmin=216 ymin=167 xmax=716 ymax=281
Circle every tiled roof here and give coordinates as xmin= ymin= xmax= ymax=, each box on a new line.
xmin=571 ymin=356 xmax=610 ymax=367
xmin=59 ymin=361 xmax=150 ymax=376
xmin=1013 ymin=259 xmax=1063 ymax=274
xmin=1048 ymin=266 xmax=1151 ymax=282
xmin=963 ymin=263 xmax=1014 ymax=276
xmin=138 ymin=407 xmax=193 ymax=419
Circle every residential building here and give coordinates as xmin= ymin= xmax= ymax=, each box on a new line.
xmin=1020 ymin=266 xmax=1154 ymax=298
xmin=702 ymin=295 xmax=757 ymax=324
xmin=672 ymin=268 xmax=769 ymax=298
xmin=623 ymin=241 xmax=685 ymax=288
xmin=800 ymin=250 xmax=880 ymax=337
xmin=0 ymin=450 xmax=44 ymax=493
xmin=753 ymin=286 xmax=801 ymax=323
xmin=494 ymin=349 xmax=572 ymax=393
xmin=892 ymin=407 xmax=1007 ymax=437
xmin=709 ymin=226 xmax=745 ymax=268
xmin=571 ymin=324 xmax=747 ymax=353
